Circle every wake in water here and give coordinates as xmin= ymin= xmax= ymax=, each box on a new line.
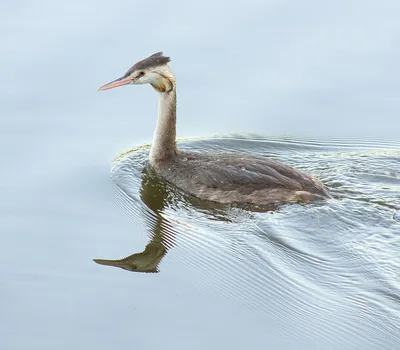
xmin=94 ymin=135 xmax=400 ymax=349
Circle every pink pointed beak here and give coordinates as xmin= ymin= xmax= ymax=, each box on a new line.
xmin=98 ymin=77 xmax=134 ymax=91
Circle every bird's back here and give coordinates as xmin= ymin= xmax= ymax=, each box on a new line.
xmin=151 ymin=151 xmax=330 ymax=206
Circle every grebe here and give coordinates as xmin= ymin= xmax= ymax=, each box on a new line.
xmin=99 ymin=52 xmax=330 ymax=205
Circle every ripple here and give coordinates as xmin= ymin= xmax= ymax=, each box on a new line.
xmin=95 ymin=135 xmax=400 ymax=348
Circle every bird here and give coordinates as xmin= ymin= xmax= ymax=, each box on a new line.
xmin=99 ymin=52 xmax=330 ymax=206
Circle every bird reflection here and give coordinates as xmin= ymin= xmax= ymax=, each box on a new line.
xmin=93 ymin=167 xmax=178 ymax=273
xmin=93 ymin=161 xmax=281 ymax=273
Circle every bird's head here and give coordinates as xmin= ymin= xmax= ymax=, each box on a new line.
xmin=99 ymin=52 xmax=174 ymax=93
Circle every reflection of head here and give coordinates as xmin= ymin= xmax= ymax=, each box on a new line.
xmin=94 ymin=242 xmax=167 ymax=273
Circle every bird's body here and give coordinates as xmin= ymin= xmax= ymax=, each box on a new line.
xmin=152 ymin=150 xmax=329 ymax=205
xmin=99 ymin=52 xmax=330 ymax=206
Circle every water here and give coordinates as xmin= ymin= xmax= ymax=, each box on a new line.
xmin=91 ymin=137 xmax=400 ymax=349
xmin=2 ymin=1 xmax=400 ymax=349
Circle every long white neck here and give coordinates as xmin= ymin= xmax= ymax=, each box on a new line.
xmin=149 ymin=88 xmax=177 ymax=165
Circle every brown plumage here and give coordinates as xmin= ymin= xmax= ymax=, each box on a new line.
xmin=99 ymin=52 xmax=331 ymax=206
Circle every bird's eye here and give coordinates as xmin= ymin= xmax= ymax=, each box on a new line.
xmin=139 ymin=71 xmax=145 ymax=76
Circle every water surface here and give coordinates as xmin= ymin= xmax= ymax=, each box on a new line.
xmin=2 ymin=0 xmax=400 ymax=349
xmin=93 ymin=136 xmax=400 ymax=349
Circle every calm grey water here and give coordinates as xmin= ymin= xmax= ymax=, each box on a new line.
xmin=2 ymin=1 xmax=400 ymax=349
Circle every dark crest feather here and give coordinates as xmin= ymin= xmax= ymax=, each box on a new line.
xmin=124 ymin=52 xmax=171 ymax=77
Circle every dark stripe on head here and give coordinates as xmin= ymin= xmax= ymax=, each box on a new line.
xmin=124 ymin=52 xmax=171 ymax=77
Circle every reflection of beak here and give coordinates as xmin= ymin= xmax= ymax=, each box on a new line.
xmin=98 ymin=76 xmax=134 ymax=91
xmin=93 ymin=257 xmax=159 ymax=273
xmin=93 ymin=243 xmax=167 ymax=273
xmin=93 ymin=258 xmax=138 ymax=271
